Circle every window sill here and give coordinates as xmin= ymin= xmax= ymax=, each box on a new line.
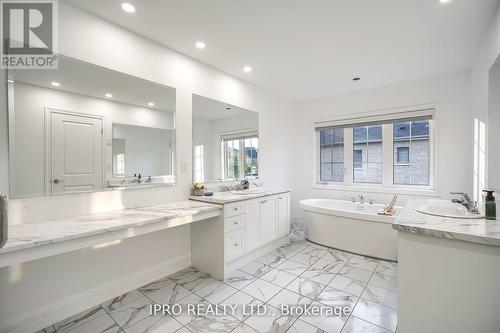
xmin=311 ymin=183 xmax=439 ymax=197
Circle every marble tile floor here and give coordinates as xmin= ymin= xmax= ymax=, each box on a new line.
xmin=37 ymin=224 xmax=398 ymax=333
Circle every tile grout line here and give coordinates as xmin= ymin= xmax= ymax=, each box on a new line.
xmin=341 ymin=260 xmax=397 ymax=333
xmin=50 ymin=232 xmax=397 ymax=333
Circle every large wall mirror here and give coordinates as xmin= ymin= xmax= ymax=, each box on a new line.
xmin=192 ymin=94 xmax=259 ymax=183
xmin=7 ymin=56 xmax=176 ymax=199
xmin=489 ymin=55 xmax=500 ymax=191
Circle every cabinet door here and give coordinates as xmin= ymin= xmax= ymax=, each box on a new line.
xmin=225 ymin=229 xmax=245 ymax=261
xmin=260 ymin=196 xmax=278 ymax=244
xmin=278 ymin=193 xmax=290 ymax=237
xmin=245 ymin=199 xmax=261 ymax=252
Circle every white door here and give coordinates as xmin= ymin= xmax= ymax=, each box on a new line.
xmin=245 ymin=199 xmax=261 ymax=252
xmin=260 ymin=196 xmax=278 ymax=244
xmin=50 ymin=112 xmax=103 ymax=195
xmin=278 ymin=193 xmax=291 ymax=237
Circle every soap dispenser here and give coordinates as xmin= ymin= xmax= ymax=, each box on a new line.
xmin=482 ymin=190 xmax=496 ymax=220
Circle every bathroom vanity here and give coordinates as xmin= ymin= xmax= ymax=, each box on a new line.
xmin=393 ymin=199 xmax=500 ymax=333
xmin=190 ymin=189 xmax=291 ymax=279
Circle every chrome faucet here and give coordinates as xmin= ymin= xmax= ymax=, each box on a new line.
xmin=236 ymin=179 xmax=249 ymax=190
xmin=349 ymin=196 xmax=356 ymax=203
xmin=358 ymin=195 xmax=365 ymax=204
xmin=450 ymin=192 xmax=480 ymax=214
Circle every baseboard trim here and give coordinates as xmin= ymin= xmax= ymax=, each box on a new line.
xmin=1 ymin=253 xmax=191 ymax=333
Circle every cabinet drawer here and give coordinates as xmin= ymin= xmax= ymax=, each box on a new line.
xmin=225 ymin=229 xmax=245 ymax=261
xmin=225 ymin=202 xmax=244 ymax=217
xmin=225 ymin=215 xmax=245 ymax=232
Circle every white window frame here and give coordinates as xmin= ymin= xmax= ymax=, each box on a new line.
xmin=194 ymin=145 xmax=204 ymax=183
xmin=313 ymin=106 xmax=437 ymax=196
xmin=221 ymin=130 xmax=259 ymax=181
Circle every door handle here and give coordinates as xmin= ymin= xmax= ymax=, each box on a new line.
xmin=53 ymin=179 xmax=65 ymax=184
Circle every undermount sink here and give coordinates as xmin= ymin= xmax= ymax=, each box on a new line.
xmin=230 ymin=188 xmax=266 ymax=195
xmin=415 ymin=200 xmax=484 ymax=219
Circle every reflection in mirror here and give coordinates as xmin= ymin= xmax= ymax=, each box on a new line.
xmin=7 ymin=56 xmax=176 ymax=199
xmin=488 ymin=55 xmax=500 ymax=191
xmin=192 ymin=94 xmax=259 ymax=183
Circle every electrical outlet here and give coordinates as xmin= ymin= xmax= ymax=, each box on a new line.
xmin=181 ymin=160 xmax=188 ymax=173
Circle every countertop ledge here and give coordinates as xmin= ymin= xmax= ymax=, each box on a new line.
xmin=189 ymin=189 xmax=291 ymax=204
xmin=0 ymin=201 xmax=221 ymax=268
xmin=393 ymin=199 xmax=500 ymax=247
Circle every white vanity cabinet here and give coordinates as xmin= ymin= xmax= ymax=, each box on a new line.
xmin=223 ymin=193 xmax=291 ymax=263
xmin=191 ymin=190 xmax=291 ymax=279
xmin=224 ymin=228 xmax=245 ymax=261
xmin=259 ymin=196 xmax=279 ymax=244
xmin=244 ymin=196 xmax=279 ymax=253
xmin=244 ymin=199 xmax=262 ymax=252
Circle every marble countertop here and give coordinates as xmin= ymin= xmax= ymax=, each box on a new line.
xmin=0 ymin=201 xmax=221 ymax=267
xmin=393 ymin=199 xmax=500 ymax=247
xmin=189 ymin=189 xmax=291 ymax=204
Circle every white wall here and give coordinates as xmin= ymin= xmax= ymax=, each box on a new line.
xmin=292 ymin=71 xmax=473 ymax=220
xmin=11 ymin=82 xmax=175 ymax=199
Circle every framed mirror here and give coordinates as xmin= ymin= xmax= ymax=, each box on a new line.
xmin=192 ymin=94 xmax=259 ymax=184
xmin=6 ymin=55 xmax=176 ymax=199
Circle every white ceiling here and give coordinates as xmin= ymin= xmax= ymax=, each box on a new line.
xmin=10 ymin=56 xmax=176 ymax=112
xmin=193 ymin=94 xmax=255 ymax=120
xmin=65 ymin=0 xmax=499 ymax=101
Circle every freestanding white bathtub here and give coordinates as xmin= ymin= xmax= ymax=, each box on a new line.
xmin=299 ymin=199 xmax=400 ymax=261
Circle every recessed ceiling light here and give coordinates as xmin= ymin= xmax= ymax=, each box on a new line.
xmin=121 ymin=2 xmax=136 ymax=13
xmin=353 ymin=77 xmax=361 ymax=81
xmin=7 ymin=79 xmax=14 ymax=83
xmin=51 ymin=81 xmax=61 ymax=87
xmin=243 ymin=66 xmax=252 ymax=73
xmin=439 ymin=0 xmax=451 ymax=3
xmin=195 ymin=41 xmax=206 ymax=49
xmin=148 ymin=102 xmax=155 ymax=107
xmin=105 ymin=93 xmax=113 ymax=98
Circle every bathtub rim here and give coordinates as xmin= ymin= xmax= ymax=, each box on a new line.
xmin=299 ymin=198 xmax=401 ymax=225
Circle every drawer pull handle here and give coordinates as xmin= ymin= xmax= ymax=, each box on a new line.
xmin=261 ymin=200 xmax=267 ymax=204
xmin=234 ymin=243 xmax=239 ymax=247
xmin=234 ymin=222 xmax=238 ymax=225
xmin=233 ymin=208 xmax=238 ymax=211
